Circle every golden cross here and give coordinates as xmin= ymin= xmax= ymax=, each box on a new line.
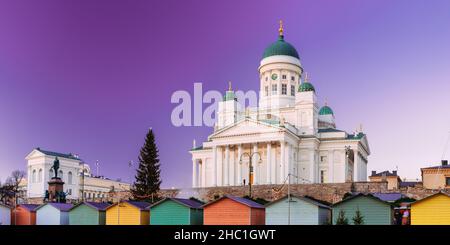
xmin=279 ymin=20 xmax=284 ymax=36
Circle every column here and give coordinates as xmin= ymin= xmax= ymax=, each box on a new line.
xmin=230 ymin=147 xmax=235 ymax=186
xmin=201 ymin=158 xmax=206 ymax=187
xmin=213 ymin=146 xmax=217 ymax=186
xmin=192 ymin=159 xmax=197 ymax=187
xmin=218 ymin=146 xmax=223 ymax=186
xmin=237 ymin=144 xmax=242 ymax=185
xmin=252 ymin=143 xmax=258 ymax=185
xmin=266 ymin=142 xmax=272 ymax=184
xmin=286 ymin=143 xmax=291 ymax=183
xmin=225 ymin=145 xmax=230 ymax=186
xmin=353 ymin=150 xmax=359 ymax=182
xmin=309 ymin=150 xmax=315 ymax=183
xmin=328 ymin=150 xmax=334 ymax=183
xmin=271 ymin=144 xmax=276 ymax=184
xmin=280 ymin=141 xmax=285 ymax=183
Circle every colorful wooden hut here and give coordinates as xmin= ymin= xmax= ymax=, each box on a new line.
xmin=150 ymin=198 xmax=203 ymax=225
xmin=36 ymin=203 xmax=73 ymax=225
xmin=69 ymin=202 xmax=111 ymax=225
xmin=203 ymin=195 xmax=265 ymax=225
xmin=332 ymin=193 xmax=393 ymax=225
xmin=106 ymin=201 xmax=151 ymax=225
xmin=0 ymin=203 xmax=11 ymax=225
xmin=265 ymin=195 xmax=331 ymax=225
xmin=11 ymin=204 xmax=40 ymax=225
xmin=411 ymin=192 xmax=450 ymax=225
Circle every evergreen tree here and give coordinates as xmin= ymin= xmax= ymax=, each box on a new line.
xmin=335 ymin=210 xmax=349 ymax=225
xmin=131 ymin=128 xmax=161 ymax=202
xmin=352 ymin=208 xmax=365 ymax=225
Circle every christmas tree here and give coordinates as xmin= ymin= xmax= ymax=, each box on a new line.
xmin=131 ymin=128 xmax=161 ymax=202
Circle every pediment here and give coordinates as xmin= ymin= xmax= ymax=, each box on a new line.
xmin=25 ymin=149 xmax=45 ymax=160
xmin=209 ymin=119 xmax=283 ymax=140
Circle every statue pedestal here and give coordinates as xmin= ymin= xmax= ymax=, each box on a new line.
xmin=48 ymin=178 xmax=65 ymax=202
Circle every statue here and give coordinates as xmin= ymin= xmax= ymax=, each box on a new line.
xmin=52 ymin=157 xmax=60 ymax=178
xmin=44 ymin=190 xmax=49 ymax=202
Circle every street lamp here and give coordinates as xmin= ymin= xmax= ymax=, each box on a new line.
xmin=239 ymin=151 xmax=262 ymax=198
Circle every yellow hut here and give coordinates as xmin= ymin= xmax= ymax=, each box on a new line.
xmin=106 ymin=201 xmax=151 ymax=225
xmin=411 ymin=192 xmax=450 ymax=225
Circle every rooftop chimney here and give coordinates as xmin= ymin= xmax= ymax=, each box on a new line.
xmin=371 ymin=171 xmax=376 ymax=176
xmin=393 ymin=170 xmax=397 ymax=176
xmin=442 ymin=160 xmax=448 ymax=166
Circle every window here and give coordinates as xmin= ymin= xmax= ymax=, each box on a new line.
xmin=320 ymin=170 xmax=327 ymax=183
xmin=291 ymin=76 xmax=295 ymax=81
xmin=265 ymin=86 xmax=269 ymax=96
xmin=265 ymin=76 xmax=268 ymax=81
xmin=38 ymin=169 xmax=42 ymax=182
xmin=59 ymin=170 xmax=63 ymax=180
xmin=320 ymin=156 xmax=327 ymax=162
xmin=32 ymin=170 xmax=36 ymax=183
xmin=291 ymin=85 xmax=295 ymax=96
xmin=271 ymin=84 xmax=277 ymax=95
xmin=68 ymin=189 xmax=72 ymax=195
xmin=282 ymin=75 xmax=287 ymax=80
xmin=446 ymin=177 xmax=450 ymax=186
xmin=281 ymin=84 xmax=287 ymax=95
xmin=68 ymin=171 xmax=73 ymax=184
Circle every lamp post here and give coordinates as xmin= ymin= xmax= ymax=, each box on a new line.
xmin=239 ymin=150 xmax=262 ymax=198
xmin=286 ymin=173 xmax=299 ymax=225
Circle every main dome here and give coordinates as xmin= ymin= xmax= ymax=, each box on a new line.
xmin=262 ymin=36 xmax=300 ymax=59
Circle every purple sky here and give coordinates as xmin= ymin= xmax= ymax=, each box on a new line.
xmin=1 ymin=0 xmax=450 ymax=188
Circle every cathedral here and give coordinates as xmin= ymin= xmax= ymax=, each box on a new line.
xmin=190 ymin=22 xmax=370 ymax=188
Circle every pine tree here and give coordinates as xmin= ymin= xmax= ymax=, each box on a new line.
xmin=131 ymin=128 xmax=161 ymax=202
xmin=352 ymin=208 xmax=365 ymax=225
xmin=335 ymin=210 xmax=349 ymax=225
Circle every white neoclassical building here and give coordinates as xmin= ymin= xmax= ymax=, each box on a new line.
xmin=25 ymin=148 xmax=130 ymax=202
xmin=190 ymin=22 xmax=370 ymax=187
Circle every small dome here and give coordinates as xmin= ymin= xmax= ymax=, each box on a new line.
xmin=223 ymin=90 xmax=236 ymax=101
xmin=298 ymin=82 xmax=315 ymax=92
xmin=262 ymin=36 xmax=300 ymax=59
xmin=319 ymin=105 xmax=334 ymax=115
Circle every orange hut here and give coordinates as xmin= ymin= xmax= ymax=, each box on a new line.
xmin=11 ymin=204 xmax=40 ymax=225
xmin=203 ymin=195 xmax=265 ymax=225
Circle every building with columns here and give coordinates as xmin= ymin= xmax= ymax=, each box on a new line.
xmin=24 ymin=148 xmax=130 ymax=203
xmin=190 ymin=22 xmax=370 ymax=188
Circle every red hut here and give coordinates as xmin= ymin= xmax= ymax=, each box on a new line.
xmin=203 ymin=195 xmax=265 ymax=225
xmin=11 ymin=204 xmax=40 ymax=225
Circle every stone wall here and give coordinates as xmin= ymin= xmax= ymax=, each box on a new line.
xmin=160 ymin=182 xmax=389 ymax=204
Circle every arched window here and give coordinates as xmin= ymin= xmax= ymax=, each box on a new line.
xmin=38 ymin=169 xmax=42 ymax=182
xmin=68 ymin=172 xmax=73 ymax=184
xmin=32 ymin=170 xmax=36 ymax=183
xmin=49 ymin=169 xmax=54 ymax=179
xmin=59 ymin=170 xmax=63 ymax=180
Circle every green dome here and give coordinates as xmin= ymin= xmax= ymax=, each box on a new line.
xmin=262 ymin=36 xmax=299 ymax=59
xmin=298 ymin=82 xmax=315 ymax=92
xmin=319 ymin=105 xmax=334 ymax=115
xmin=223 ymin=90 xmax=236 ymax=101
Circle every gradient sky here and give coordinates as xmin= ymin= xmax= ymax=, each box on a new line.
xmin=1 ymin=0 xmax=450 ymax=188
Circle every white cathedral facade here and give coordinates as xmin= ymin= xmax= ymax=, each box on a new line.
xmin=190 ymin=22 xmax=370 ymax=188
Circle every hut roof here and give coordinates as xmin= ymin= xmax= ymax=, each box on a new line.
xmin=151 ymin=198 xmax=204 ymax=209
xmin=203 ymin=195 xmax=265 ymax=209
xmin=265 ymin=195 xmax=331 ymax=209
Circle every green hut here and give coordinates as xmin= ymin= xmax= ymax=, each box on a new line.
xmin=150 ymin=198 xmax=204 ymax=225
xmin=332 ymin=193 xmax=393 ymax=225
xmin=69 ymin=202 xmax=111 ymax=225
